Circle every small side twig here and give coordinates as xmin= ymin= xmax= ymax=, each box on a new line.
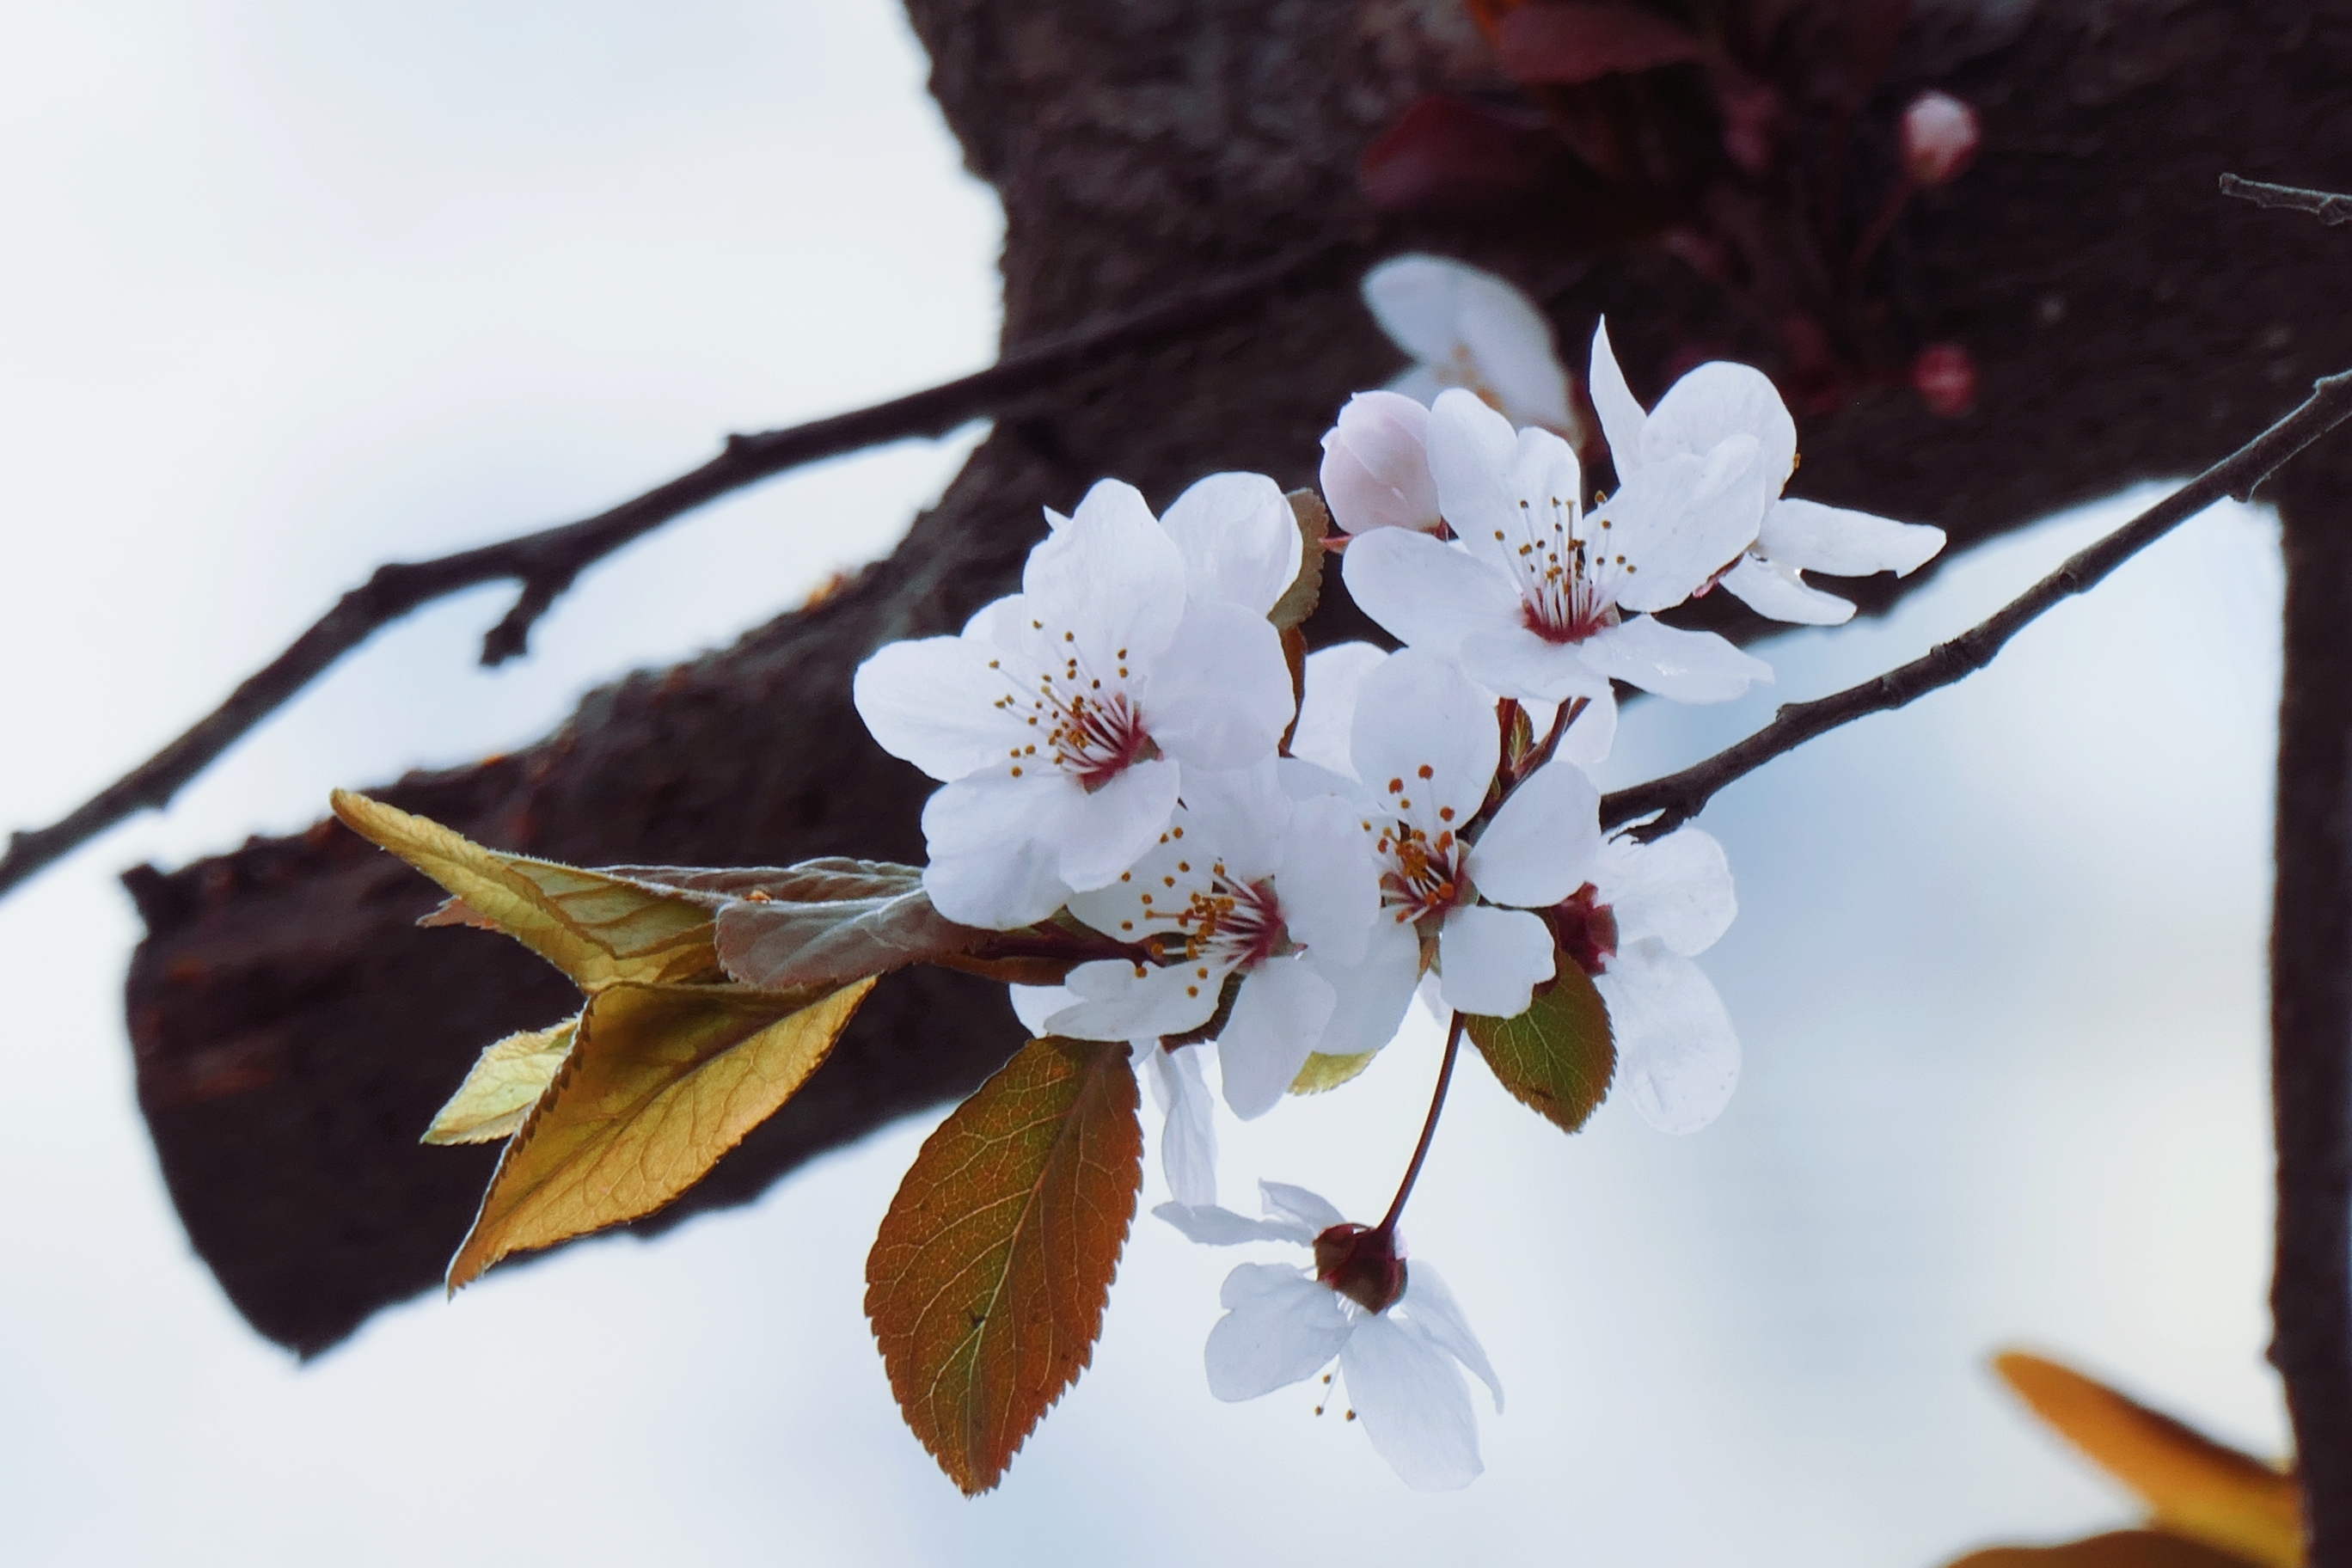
xmin=0 ymin=238 xmax=1361 ymax=902
xmin=2220 ymin=172 xmax=2352 ymax=227
xmin=1602 ymin=367 xmax=2352 ymax=836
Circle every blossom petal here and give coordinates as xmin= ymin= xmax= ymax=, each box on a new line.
xmin=1577 ymin=616 xmax=1773 ymax=703
xmin=1466 ymin=756 xmax=1602 ymax=910
xmin=1340 ymin=524 xmax=1520 ymax=663
xmin=1321 ymin=392 xmax=1442 ymax=536
xmin=1759 ymin=498 xmax=1947 ymax=577
xmin=1023 ymin=479 xmax=1188 ymax=670
xmin=1205 ymin=1265 xmax=1353 ymax=1400
xmin=1437 ymin=904 xmax=1556 ymax=1018
xmin=1050 ymin=953 xmax=1226 ymax=1040
xmin=1590 ymin=438 xmax=1765 ymax=612
xmin=1146 ymin=1044 xmax=1219 ymax=1207
xmin=1339 ymin=1311 xmax=1483 ymax=1491
xmin=1596 ymin=827 xmax=1736 ymax=956
xmin=1424 ymin=387 xmax=1523 ymax=545
xmin=1363 ymin=254 xmax=1482 ymax=366
xmin=1397 ymin=1261 xmax=1502 ymax=1411
xmin=1258 ymin=1180 xmax=1345 ymax=1236
xmin=1289 ymin=642 xmax=1388 ymax=779
xmin=1008 ymin=983 xmax=1078 ymax=1037
xmin=852 ymin=629 xmax=1026 ymax=782
xmin=919 ymin=772 xmax=1075 ymax=927
xmin=1457 ymin=284 xmax=1571 ymax=430
xmin=1160 ymin=470 xmax=1302 ymax=616
xmin=1174 ymin=760 xmax=1290 ymax=885
xmin=1596 ymin=938 xmax=1740 ymax=1133
xmin=1275 ymin=793 xmax=1381 ymax=965
xmin=1145 ymin=600 xmax=1295 ymax=771
xmin=1720 ymin=554 xmax=1856 ymax=626
xmin=1559 ymin=690 xmax=1617 ymax=767
xmin=1587 ymin=318 xmax=1648 ymax=473
xmin=1220 ymin=960 xmax=1339 ymax=1119
xmin=1056 ymin=756 xmax=1185 ymax=891
xmin=1639 ymin=360 xmax=1796 ymax=500
xmin=1155 ymin=1202 xmax=1298 ymax=1245
xmin=1457 ymin=624 xmax=1614 ymax=704
xmin=1310 ymin=916 xmax=1424 ymax=1057
xmin=1351 ymin=648 xmax=1501 ymax=837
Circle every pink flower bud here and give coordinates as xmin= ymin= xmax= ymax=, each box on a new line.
xmin=1901 ymin=91 xmax=1980 ymax=188
xmin=1320 ymin=389 xmax=1443 ymax=534
xmin=1912 ymin=342 xmax=1977 ymax=418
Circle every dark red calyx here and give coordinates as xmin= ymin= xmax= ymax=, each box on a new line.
xmin=1548 ymin=883 xmax=1619 ymax=977
xmin=1314 ymin=1223 xmax=1407 ymax=1315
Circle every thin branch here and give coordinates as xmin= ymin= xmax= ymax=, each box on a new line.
xmin=2220 ymin=172 xmax=2352 ymax=226
xmin=1602 ymin=368 xmax=2352 ymax=836
xmin=0 ymin=238 xmax=1362 ymax=902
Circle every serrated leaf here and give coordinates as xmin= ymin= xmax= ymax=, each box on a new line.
xmin=603 ymin=858 xmax=928 ymax=904
xmin=425 ymin=1017 xmax=580 ymax=1145
xmin=1994 ymin=1351 xmax=2302 ymax=1568
xmin=867 ymin=1037 xmax=1142 ymax=1495
xmin=446 ymin=977 xmax=873 ymax=1289
xmin=714 ymin=881 xmax=987 ymax=990
xmin=1945 ymin=1531 xmax=2275 ymax=1568
xmin=1465 ymin=962 xmax=1615 ymax=1133
xmin=332 ymin=791 xmax=721 ymax=990
xmin=1290 ymin=1050 xmax=1376 ymax=1095
xmin=1270 ymin=488 xmax=1331 ymax=633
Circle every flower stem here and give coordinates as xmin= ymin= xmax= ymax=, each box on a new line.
xmin=1376 ymin=1009 xmax=1466 ymax=1238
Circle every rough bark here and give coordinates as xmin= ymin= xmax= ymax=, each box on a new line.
xmin=2273 ymin=457 xmax=2352 ymax=1565
xmin=123 ymin=0 xmax=2352 ymax=1373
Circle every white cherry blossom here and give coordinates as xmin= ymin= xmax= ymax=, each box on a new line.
xmin=1344 ymin=388 xmax=1774 ymax=708
xmin=1320 ymin=390 xmax=1442 ymax=535
xmin=1587 ymin=319 xmax=1946 ymax=626
xmin=1160 ymin=1181 xmax=1502 ymax=1491
xmin=854 ymin=476 xmax=1299 ymax=928
xmin=1039 ymin=761 xmax=1418 ymax=1118
xmin=1363 ymin=254 xmax=1576 ymax=433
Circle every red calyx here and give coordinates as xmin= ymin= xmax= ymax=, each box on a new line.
xmin=1548 ymin=883 xmax=1620 ymax=977
xmin=1314 ymin=1223 xmax=1407 ymax=1315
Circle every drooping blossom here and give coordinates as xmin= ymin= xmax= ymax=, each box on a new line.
xmin=1320 ymin=390 xmax=1442 ymax=535
xmin=854 ymin=475 xmax=1300 ymax=928
xmin=1159 ymin=1181 xmax=1502 ymax=1491
xmin=1343 ymin=648 xmax=1608 ymax=1020
xmin=1548 ymin=824 xmax=1743 ymax=1133
xmin=1362 ymin=254 xmax=1576 ymax=434
xmin=1588 ymin=320 xmax=1947 ymax=627
xmin=1032 ymin=760 xmax=1419 ymax=1118
xmin=1343 ymin=388 xmax=1775 ymax=707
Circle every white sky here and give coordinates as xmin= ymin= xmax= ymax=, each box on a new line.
xmin=0 ymin=4 xmax=2295 ymax=1564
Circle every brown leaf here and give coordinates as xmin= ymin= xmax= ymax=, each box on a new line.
xmin=1492 ymin=3 xmax=1704 ymax=86
xmin=332 ymin=792 xmax=722 ymax=990
xmin=1945 ymin=1530 xmax=2273 ymax=1568
xmin=1270 ymin=488 xmax=1331 ymax=634
xmin=714 ymin=879 xmax=987 ymax=990
xmin=1465 ymin=962 xmax=1615 ymax=1133
xmin=866 ymin=1037 xmax=1143 ymax=1494
xmin=445 ymin=978 xmax=873 ymax=1289
xmin=423 ymin=1016 xmax=579 ymax=1145
xmin=1994 ymin=1351 xmax=2302 ymax=1568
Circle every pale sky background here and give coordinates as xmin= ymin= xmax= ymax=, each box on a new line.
xmin=0 ymin=4 xmax=2295 ymax=1565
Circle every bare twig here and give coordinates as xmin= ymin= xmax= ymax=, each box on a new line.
xmin=0 ymin=239 xmax=1361 ymax=901
xmin=1602 ymin=368 xmax=2352 ymax=836
xmin=2220 ymin=172 xmax=2352 ymax=226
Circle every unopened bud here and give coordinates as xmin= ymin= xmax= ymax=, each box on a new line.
xmin=1901 ymin=91 xmax=1980 ymax=188
xmin=1320 ymin=390 xmax=1442 ymax=535
xmin=1911 ymin=342 xmax=1978 ymax=418
xmin=1314 ymin=1222 xmax=1407 ymax=1314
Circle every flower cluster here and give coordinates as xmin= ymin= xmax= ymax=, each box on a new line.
xmin=854 ymin=254 xmax=1945 ymax=1489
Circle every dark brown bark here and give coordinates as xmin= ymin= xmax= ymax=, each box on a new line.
xmin=118 ymin=0 xmax=2352 ymax=1405
xmin=2274 ymin=455 xmax=2352 ymax=1565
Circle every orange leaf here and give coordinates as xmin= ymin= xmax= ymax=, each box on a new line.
xmin=1994 ymin=1351 xmax=2303 ymax=1568
xmin=446 ymin=977 xmax=873 ymax=1289
xmin=1947 ymin=1529 xmax=2275 ymax=1568
xmin=866 ymin=1038 xmax=1143 ymax=1494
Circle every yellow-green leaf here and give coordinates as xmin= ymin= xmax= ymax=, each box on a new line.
xmin=446 ymin=977 xmax=873 ymax=1289
xmin=1290 ymin=1050 xmax=1376 ymax=1095
xmin=332 ymin=791 xmax=721 ymax=991
xmin=1465 ymin=962 xmax=1615 ymax=1133
xmin=867 ymin=1037 xmax=1142 ymax=1494
xmin=1995 ymin=1351 xmax=2303 ymax=1568
xmin=1946 ymin=1530 xmax=2276 ymax=1568
xmin=424 ymin=1016 xmax=579 ymax=1145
